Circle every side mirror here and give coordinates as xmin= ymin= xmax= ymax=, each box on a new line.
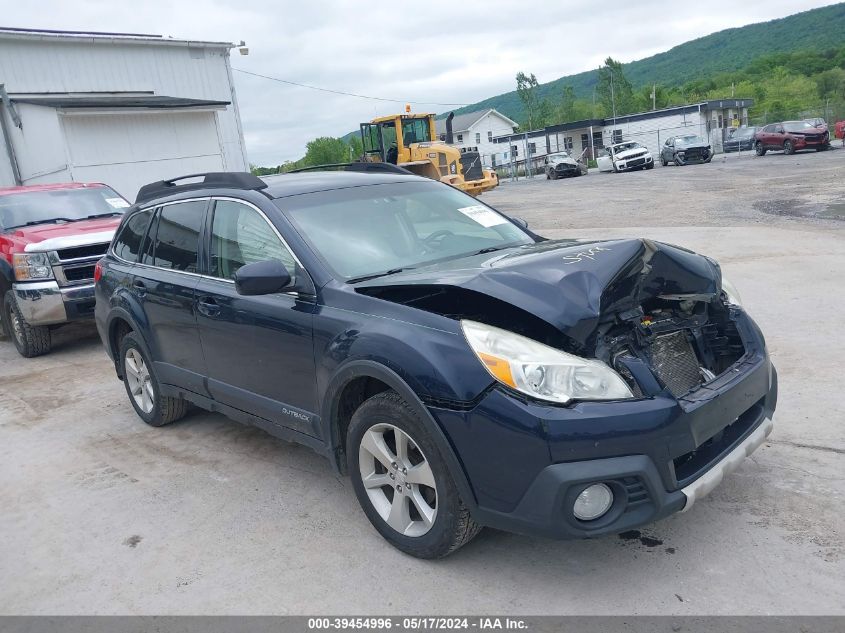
xmin=511 ymin=216 xmax=529 ymax=230
xmin=234 ymin=260 xmax=292 ymax=296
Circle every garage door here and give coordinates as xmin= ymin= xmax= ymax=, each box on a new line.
xmin=61 ymin=110 xmax=226 ymax=201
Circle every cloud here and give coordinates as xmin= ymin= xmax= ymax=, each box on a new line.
xmin=0 ymin=0 xmax=833 ymax=164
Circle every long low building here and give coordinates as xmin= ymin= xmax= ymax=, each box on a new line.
xmin=493 ymin=99 xmax=753 ymax=171
xmin=0 ymin=27 xmax=249 ymax=201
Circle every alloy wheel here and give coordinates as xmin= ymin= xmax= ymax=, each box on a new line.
xmin=124 ymin=348 xmax=155 ymax=414
xmin=358 ymin=423 xmax=438 ymax=537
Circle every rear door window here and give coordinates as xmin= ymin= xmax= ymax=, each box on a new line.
xmin=151 ymin=201 xmax=206 ymax=273
xmin=113 ymin=209 xmax=152 ymax=262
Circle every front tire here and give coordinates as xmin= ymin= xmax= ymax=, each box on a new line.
xmin=3 ymin=290 xmax=51 ymax=357
xmin=119 ymin=332 xmax=188 ymax=427
xmin=348 ymin=391 xmax=481 ymax=559
xmin=755 ymin=142 xmax=766 ymax=156
xmin=783 ymin=140 xmax=794 ymax=155
xmin=674 ymin=154 xmax=686 ymax=166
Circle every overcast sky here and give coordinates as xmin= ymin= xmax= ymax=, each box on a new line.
xmin=0 ymin=0 xmax=836 ymax=164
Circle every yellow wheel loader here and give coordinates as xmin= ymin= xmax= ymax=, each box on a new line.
xmin=359 ymin=112 xmax=498 ymax=196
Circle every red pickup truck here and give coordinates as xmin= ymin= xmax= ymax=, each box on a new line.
xmin=0 ymin=183 xmax=128 ymax=357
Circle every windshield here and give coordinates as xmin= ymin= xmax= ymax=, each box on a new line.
xmin=784 ymin=121 xmax=816 ymax=132
xmin=0 ymin=186 xmax=128 ymax=230
xmin=548 ymin=153 xmax=570 ymax=161
xmin=613 ymin=142 xmax=643 ymax=153
xmin=676 ymin=135 xmax=705 ymax=146
xmin=732 ymin=127 xmax=756 ymax=139
xmin=401 ymin=118 xmax=432 ymax=145
xmin=279 ymin=181 xmax=534 ymax=280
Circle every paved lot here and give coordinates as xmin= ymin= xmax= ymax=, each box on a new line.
xmin=2 ymin=148 xmax=844 ymax=615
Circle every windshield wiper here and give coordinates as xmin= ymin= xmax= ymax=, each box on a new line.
xmin=474 ymin=246 xmax=510 ymax=255
xmin=346 ymin=268 xmax=410 ymax=284
xmin=8 ymin=218 xmax=77 ymax=229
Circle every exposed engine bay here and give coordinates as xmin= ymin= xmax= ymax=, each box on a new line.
xmin=356 ymin=238 xmax=748 ymax=400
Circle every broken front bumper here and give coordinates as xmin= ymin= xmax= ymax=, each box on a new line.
xmin=429 ymin=310 xmax=777 ymax=539
xmin=12 ymin=281 xmax=97 ymax=326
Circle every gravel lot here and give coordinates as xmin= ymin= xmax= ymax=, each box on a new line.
xmin=2 ymin=148 xmax=844 ymax=615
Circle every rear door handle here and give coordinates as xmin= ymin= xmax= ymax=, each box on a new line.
xmin=197 ymin=296 xmax=220 ymax=317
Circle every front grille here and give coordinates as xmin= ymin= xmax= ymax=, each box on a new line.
xmin=460 ymin=152 xmax=483 ymax=181
xmin=627 ymin=157 xmax=646 ymax=167
xmin=684 ymin=148 xmax=707 ymax=159
xmin=56 ymin=243 xmax=109 ymax=261
xmin=63 ymin=264 xmax=96 ymax=282
xmin=648 ymin=331 xmax=703 ymax=397
xmin=672 ymin=398 xmax=764 ymax=486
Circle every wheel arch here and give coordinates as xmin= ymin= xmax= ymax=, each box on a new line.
xmin=320 ymin=359 xmax=478 ymax=510
xmin=104 ymin=306 xmax=144 ymax=376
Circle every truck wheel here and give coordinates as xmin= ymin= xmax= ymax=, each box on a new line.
xmin=755 ymin=142 xmax=766 ymax=156
xmin=3 ymin=290 xmax=51 ymax=357
xmin=119 ymin=332 xmax=188 ymax=427
xmin=348 ymin=390 xmax=481 ymax=559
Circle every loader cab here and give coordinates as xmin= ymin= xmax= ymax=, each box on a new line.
xmin=360 ymin=115 xmax=435 ymax=163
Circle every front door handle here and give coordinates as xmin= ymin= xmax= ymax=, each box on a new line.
xmin=197 ymin=296 xmax=220 ymax=317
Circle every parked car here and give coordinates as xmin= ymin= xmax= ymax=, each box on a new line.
xmin=755 ymin=121 xmax=830 ymax=155
xmin=660 ymin=135 xmax=713 ymax=166
xmin=96 ymin=169 xmax=777 ymax=558
xmin=723 ymin=127 xmax=759 ymax=153
xmin=834 ymin=120 xmax=845 ymax=146
xmin=596 ymin=141 xmax=654 ymax=172
xmin=0 ymin=183 xmax=129 ymax=357
xmin=544 ymin=151 xmax=588 ymax=179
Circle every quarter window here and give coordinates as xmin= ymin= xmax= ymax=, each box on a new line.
xmin=209 ymin=200 xmax=296 ymax=281
xmin=152 ymin=201 xmax=205 ymax=272
xmin=113 ymin=210 xmax=152 ymax=262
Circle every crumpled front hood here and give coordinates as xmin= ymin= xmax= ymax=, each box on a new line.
xmin=615 ymin=148 xmax=650 ymax=160
xmin=357 ymin=238 xmax=721 ymax=346
xmin=551 ymin=157 xmax=578 ymax=167
xmin=677 ymin=142 xmax=710 ymax=151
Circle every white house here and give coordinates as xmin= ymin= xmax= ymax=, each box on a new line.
xmin=0 ymin=27 xmax=249 ymax=201
xmin=434 ymin=109 xmax=517 ymax=166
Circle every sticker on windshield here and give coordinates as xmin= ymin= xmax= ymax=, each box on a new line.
xmin=457 ymin=205 xmax=508 ymax=228
xmin=105 ymin=197 xmax=130 ymax=209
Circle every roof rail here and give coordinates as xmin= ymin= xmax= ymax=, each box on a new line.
xmin=286 ymin=162 xmax=414 ymax=175
xmin=135 ymin=172 xmax=268 ymax=205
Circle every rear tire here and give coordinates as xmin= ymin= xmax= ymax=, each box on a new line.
xmin=119 ymin=332 xmax=188 ymax=427
xmin=661 ymin=155 xmax=668 ymax=166
xmin=755 ymin=142 xmax=766 ymax=156
xmin=3 ymin=290 xmax=51 ymax=357
xmin=348 ymin=390 xmax=481 ymax=559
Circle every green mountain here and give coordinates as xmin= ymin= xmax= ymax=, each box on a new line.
xmin=447 ymin=2 xmax=845 ymax=122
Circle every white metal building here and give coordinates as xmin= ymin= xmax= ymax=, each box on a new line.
xmin=492 ymin=99 xmax=753 ymax=171
xmin=434 ymin=109 xmax=517 ymax=166
xmin=0 ymin=27 xmax=249 ymax=201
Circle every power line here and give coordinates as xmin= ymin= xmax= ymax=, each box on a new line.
xmin=232 ymin=68 xmax=469 ymax=107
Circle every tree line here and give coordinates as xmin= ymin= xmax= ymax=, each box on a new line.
xmin=514 ymin=46 xmax=845 ymax=130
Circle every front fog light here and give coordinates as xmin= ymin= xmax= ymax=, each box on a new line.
xmin=573 ymin=483 xmax=614 ymax=521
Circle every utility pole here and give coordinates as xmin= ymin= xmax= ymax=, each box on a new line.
xmin=610 ymin=68 xmax=617 ymax=127
xmin=652 ymin=83 xmax=656 ymax=111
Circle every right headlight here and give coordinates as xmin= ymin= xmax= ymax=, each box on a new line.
xmin=461 ymin=320 xmax=634 ymax=404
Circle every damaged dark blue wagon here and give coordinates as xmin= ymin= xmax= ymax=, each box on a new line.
xmin=95 ymin=168 xmax=777 ymax=559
